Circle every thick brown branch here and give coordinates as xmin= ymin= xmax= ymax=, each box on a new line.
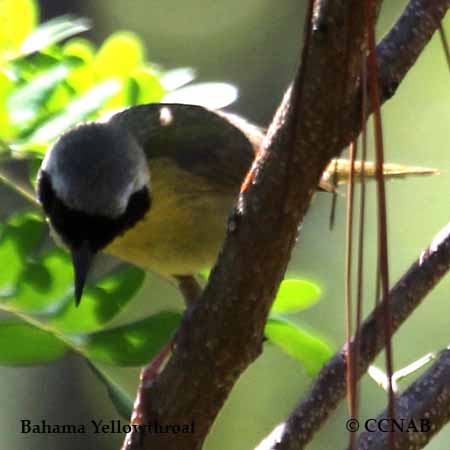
xmin=256 ymin=223 xmax=450 ymax=450
xmin=122 ymin=1 xmax=450 ymax=449
xmin=122 ymin=2 xmax=367 ymax=450
xmin=354 ymin=347 xmax=450 ymax=450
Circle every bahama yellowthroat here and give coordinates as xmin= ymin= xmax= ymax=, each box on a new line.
xmin=36 ymin=103 xmax=437 ymax=304
xmin=36 ymin=103 xmax=263 ymax=304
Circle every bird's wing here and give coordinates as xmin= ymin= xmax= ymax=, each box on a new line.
xmin=109 ymin=103 xmax=259 ymax=192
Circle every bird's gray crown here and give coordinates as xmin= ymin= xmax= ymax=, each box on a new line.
xmin=41 ymin=122 xmax=150 ymax=217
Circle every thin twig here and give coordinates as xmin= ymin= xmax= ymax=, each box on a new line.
xmin=341 ymin=0 xmax=450 ymax=150
xmin=352 ymin=347 xmax=450 ymax=450
xmin=345 ymin=140 xmax=357 ymax=450
xmin=0 ymin=165 xmax=40 ymax=207
xmin=365 ymin=2 xmax=396 ymax=446
xmin=376 ymin=0 xmax=450 ymax=101
xmin=354 ymin=56 xmax=369 ymax=433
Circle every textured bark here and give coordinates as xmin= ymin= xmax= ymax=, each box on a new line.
xmin=122 ymin=1 xmax=450 ymax=449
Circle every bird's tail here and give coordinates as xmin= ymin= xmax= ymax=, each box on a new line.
xmin=319 ymin=159 xmax=440 ymax=192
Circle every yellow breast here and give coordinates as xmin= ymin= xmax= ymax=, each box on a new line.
xmin=106 ymin=158 xmax=236 ymax=275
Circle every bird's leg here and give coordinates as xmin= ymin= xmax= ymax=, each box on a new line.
xmin=174 ymin=274 xmax=203 ymax=307
xmin=140 ymin=275 xmax=203 ymax=384
xmin=140 ymin=337 xmax=174 ymax=387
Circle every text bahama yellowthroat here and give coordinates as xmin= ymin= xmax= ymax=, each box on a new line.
xmin=36 ymin=103 xmax=436 ymax=304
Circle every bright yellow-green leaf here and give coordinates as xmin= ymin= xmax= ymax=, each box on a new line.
xmin=45 ymin=83 xmax=73 ymax=113
xmin=94 ymin=31 xmax=145 ymax=79
xmin=0 ymin=0 xmax=38 ymax=60
xmin=0 ymin=70 xmax=14 ymax=98
xmin=27 ymin=79 xmax=120 ymax=144
xmin=131 ymin=67 xmax=165 ymax=104
xmin=7 ymin=63 xmax=71 ymax=126
xmin=63 ymin=37 xmax=95 ymax=62
xmin=198 ymin=269 xmax=210 ymax=280
xmin=102 ymin=80 xmax=130 ymax=110
xmin=106 ymin=67 xmax=164 ymax=110
xmin=63 ymin=38 xmax=96 ymax=93
xmin=265 ymin=317 xmax=332 ymax=375
xmin=271 ymin=279 xmax=321 ymax=314
xmin=0 ymin=70 xmax=15 ymax=137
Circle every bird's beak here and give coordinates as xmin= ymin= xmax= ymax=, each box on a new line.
xmin=71 ymin=241 xmax=93 ymax=307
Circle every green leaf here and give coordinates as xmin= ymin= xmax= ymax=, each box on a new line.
xmin=62 ymin=38 xmax=96 ymax=94
xmin=27 ymin=79 xmax=120 ymax=144
xmin=0 ymin=320 xmax=67 ymax=365
xmin=63 ymin=38 xmax=95 ymax=62
xmin=161 ymin=67 xmax=196 ymax=91
xmin=0 ymin=213 xmax=75 ymax=314
xmin=94 ymin=31 xmax=145 ymax=78
xmin=265 ymin=317 xmax=332 ymax=375
xmin=198 ymin=269 xmax=210 ymax=280
xmin=0 ymin=0 xmax=38 ymax=60
xmin=0 ymin=213 xmax=46 ymax=297
xmin=271 ymin=279 xmax=321 ymax=314
xmin=7 ymin=247 xmax=73 ymax=314
xmin=130 ymin=67 xmax=165 ymax=104
xmin=162 ymin=82 xmax=238 ymax=109
xmin=20 ymin=15 xmax=91 ymax=57
xmin=0 ymin=210 xmax=145 ymax=323
xmin=78 ymin=312 xmax=181 ymax=366
xmin=16 ymin=50 xmax=63 ymax=75
xmin=50 ymin=266 xmax=146 ymax=333
xmin=43 ymin=83 xmax=73 ymax=116
xmin=7 ymin=63 xmax=72 ymax=126
xmin=0 ymin=70 xmax=15 ymax=138
xmin=87 ymin=361 xmax=133 ymax=420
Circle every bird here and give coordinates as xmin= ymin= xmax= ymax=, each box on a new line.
xmin=36 ymin=103 xmax=438 ymax=305
xmin=36 ymin=103 xmax=261 ymax=304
